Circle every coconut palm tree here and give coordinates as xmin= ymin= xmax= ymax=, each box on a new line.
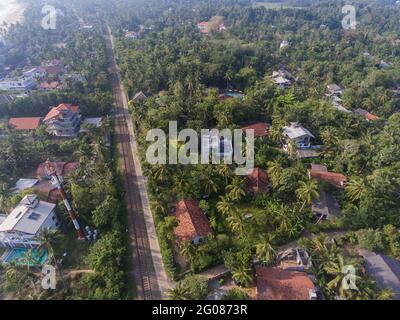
xmin=267 ymin=160 xmax=283 ymax=188
xmin=321 ymin=128 xmax=340 ymax=158
xmin=167 ymin=282 xmax=190 ymax=300
xmin=0 ymin=182 xmax=11 ymax=213
xmin=37 ymin=229 xmax=62 ymax=265
xmin=286 ymin=139 xmax=298 ymax=160
xmin=217 ymin=164 xmax=232 ymax=186
xmin=255 ymin=235 xmax=276 ymax=266
xmin=226 ymin=177 xmax=246 ymax=202
xmin=216 ymin=195 xmax=235 ymax=216
xmin=179 ymin=241 xmax=196 ymax=263
xmin=224 ymin=69 xmax=234 ymax=89
xmin=227 ymin=213 xmax=245 ymax=234
xmin=362 ymin=97 xmax=378 ymax=110
xmin=346 ymin=177 xmax=368 ymax=202
xmin=202 ymin=166 xmax=219 ymax=195
xmin=151 ymin=165 xmax=170 ymax=183
xmin=324 ymin=254 xmax=361 ymax=299
xmin=268 ymin=125 xmax=283 ymax=144
xmin=296 ymin=180 xmax=320 ymax=211
xmin=375 ymin=288 xmax=395 ymax=300
xmin=232 ymin=266 xmax=253 ymax=288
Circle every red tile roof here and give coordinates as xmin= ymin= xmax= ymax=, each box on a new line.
xmin=173 ymin=200 xmax=212 ymax=242
xmin=46 ymin=188 xmax=60 ymax=203
xmin=34 ymin=180 xmax=59 ymax=203
xmin=241 ymin=122 xmax=270 ymax=137
xmin=365 ymin=112 xmax=379 ymax=121
xmin=256 ymin=267 xmax=316 ymax=300
xmin=308 ymin=166 xmax=347 ymax=189
xmin=9 ymin=117 xmax=42 ymax=131
xmin=44 ymin=103 xmax=79 ymax=122
xmin=37 ymin=161 xmax=78 ymax=179
xmin=246 ymin=168 xmax=269 ymax=193
xmin=354 ymin=108 xmax=379 ymax=121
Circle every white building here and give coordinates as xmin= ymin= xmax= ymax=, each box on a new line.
xmin=14 ymin=179 xmax=39 ymax=193
xmin=282 ymin=122 xmax=315 ymax=151
xmin=23 ymin=67 xmax=45 ymax=79
xmin=0 ymin=76 xmax=36 ymax=91
xmin=326 ymin=84 xmax=343 ymax=96
xmin=0 ymin=195 xmax=59 ymax=248
xmin=272 ymin=70 xmax=293 ymax=89
xmin=280 ymin=40 xmax=290 ymax=49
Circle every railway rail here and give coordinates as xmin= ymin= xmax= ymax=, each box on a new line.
xmin=105 ymin=26 xmax=161 ymax=300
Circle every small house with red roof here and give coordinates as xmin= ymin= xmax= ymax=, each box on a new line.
xmin=197 ymin=22 xmax=210 ymax=33
xmin=43 ymin=103 xmax=81 ymax=137
xmin=37 ymin=161 xmax=78 ymax=180
xmin=246 ymin=168 xmax=269 ymax=193
xmin=241 ymin=122 xmax=270 ymax=138
xmin=9 ymin=117 xmax=42 ymax=132
xmin=38 ymin=81 xmax=63 ymax=91
xmin=354 ymin=108 xmax=379 ymax=122
xmin=173 ymin=200 xmax=212 ymax=245
xmin=308 ymin=164 xmax=347 ymax=189
xmin=256 ymin=266 xmax=320 ymax=300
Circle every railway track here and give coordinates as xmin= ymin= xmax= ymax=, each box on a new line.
xmin=105 ymin=26 xmax=161 ymax=300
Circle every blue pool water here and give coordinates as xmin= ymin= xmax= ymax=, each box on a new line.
xmin=2 ymin=248 xmax=48 ymax=266
xmin=224 ymin=92 xmax=245 ymax=99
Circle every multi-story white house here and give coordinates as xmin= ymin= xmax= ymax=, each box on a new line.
xmin=282 ymin=122 xmax=315 ymax=151
xmin=0 ymin=195 xmax=59 ymax=248
xmin=43 ymin=103 xmax=81 ymax=137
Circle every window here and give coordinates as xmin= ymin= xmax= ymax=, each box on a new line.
xmin=28 ymin=212 xmax=41 ymax=220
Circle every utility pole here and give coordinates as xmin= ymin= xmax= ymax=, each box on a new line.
xmin=44 ymin=160 xmax=85 ymax=240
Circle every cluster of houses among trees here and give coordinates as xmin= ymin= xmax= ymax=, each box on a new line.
xmin=113 ymin=0 xmax=400 ymax=300
xmin=0 ymin=0 xmax=399 ymax=301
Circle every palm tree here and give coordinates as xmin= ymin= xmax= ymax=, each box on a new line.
xmin=321 ymin=128 xmax=339 ymax=158
xmin=273 ymin=93 xmax=296 ymax=109
xmin=216 ymin=195 xmax=235 ymax=216
xmin=232 ymin=266 xmax=253 ymax=288
xmin=21 ymin=249 xmax=40 ymax=272
xmin=362 ymin=97 xmax=377 ymax=110
xmin=202 ymin=166 xmax=219 ymax=195
xmin=0 ymin=182 xmax=11 ymax=213
xmin=151 ymin=165 xmax=170 ymax=183
xmin=179 ymin=241 xmax=196 ymax=263
xmin=296 ymin=180 xmax=320 ymax=211
xmin=226 ymin=177 xmax=246 ymax=201
xmin=37 ymin=229 xmax=61 ymax=265
xmin=217 ymin=164 xmax=232 ymax=186
xmin=224 ymin=69 xmax=234 ymax=89
xmin=227 ymin=213 xmax=245 ymax=234
xmin=375 ymin=288 xmax=395 ymax=300
xmin=346 ymin=177 xmax=367 ymax=202
xmin=286 ymin=139 xmax=298 ymax=160
xmin=267 ymin=160 xmax=283 ymax=188
xmin=255 ymin=235 xmax=276 ymax=266
xmin=167 ymin=282 xmax=190 ymax=300
xmin=268 ymin=125 xmax=283 ymax=144
xmin=324 ymin=255 xmax=361 ymax=299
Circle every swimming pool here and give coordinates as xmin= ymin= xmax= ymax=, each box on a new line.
xmin=1 ymin=248 xmax=48 ymax=266
xmin=224 ymin=92 xmax=245 ymax=99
